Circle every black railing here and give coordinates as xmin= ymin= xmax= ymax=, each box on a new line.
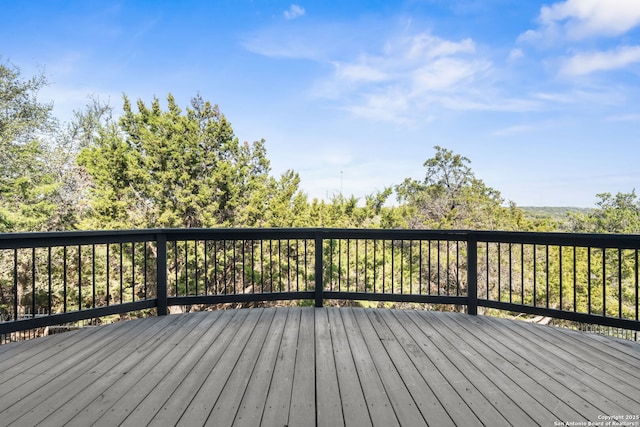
xmin=1 ymin=228 xmax=639 ymax=342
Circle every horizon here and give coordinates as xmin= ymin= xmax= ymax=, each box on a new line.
xmin=2 ymin=1 xmax=640 ymax=209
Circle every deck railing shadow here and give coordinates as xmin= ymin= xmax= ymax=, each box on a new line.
xmin=1 ymin=228 xmax=639 ymax=342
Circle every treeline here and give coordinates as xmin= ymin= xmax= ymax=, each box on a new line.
xmin=3 ymin=59 xmax=640 ymax=234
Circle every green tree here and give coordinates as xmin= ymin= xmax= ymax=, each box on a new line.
xmin=78 ymin=93 xmax=306 ymax=229
xmin=0 ymin=60 xmax=59 ymax=231
xmin=395 ymin=146 xmax=528 ymax=230
xmin=43 ymin=96 xmax=113 ymax=229
xmin=569 ymin=191 xmax=640 ymax=234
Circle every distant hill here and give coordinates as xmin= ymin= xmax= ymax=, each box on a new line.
xmin=519 ymin=206 xmax=593 ymax=224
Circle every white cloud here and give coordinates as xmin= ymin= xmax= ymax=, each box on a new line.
xmin=508 ymin=48 xmax=524 ymax=62
xmin=241 ymin=23 xmax=351 ymax=61
xmin=283 ymin=4 xmax=305 ymax=20
xmin=245 ymin=23 xmax=543 ymax=122
xmin=311 ymin=32 xmax=505 ymax=122
xmin=519 ymin=1 xmax=640 ymax=77
xmin=438 ymin=96 xmax=541 ymax=112
xmin=605 ymin=113 xmax=640 ymax=122
xmin=560 ymin=45 xmax=640 ymax=75
xmin=333 ymin=61 xmax=388 ymax=82
xmin=491 ymin=125 xmax=534 ymax=137
xmin=389 ymin=33 xmax=476 ymax=59
xmin=533 ymin=87 xmax=626 ymax=107
xmin=522 ymin=0 xmax=640 ymax=42
xmin=411 ymin=57 xmax=487 ymax=93
xmin=345 ymin=89 xmax=415 ymax=124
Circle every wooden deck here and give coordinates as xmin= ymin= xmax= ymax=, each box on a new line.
xmin=0 ymin=307 xmax=638 ymax=426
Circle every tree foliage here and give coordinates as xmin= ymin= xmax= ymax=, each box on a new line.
xmin=0 ymin=60 xmax=59 ymax=231
xmin=78 ymin=94 xmax=306 ymax=229
xmin=569 ymin=191 xmax=640 ymax=234
xmin=1 ymin=60 xmax=637 ymax=239
xmin=395 ymin=146 xmax=529 ymax=230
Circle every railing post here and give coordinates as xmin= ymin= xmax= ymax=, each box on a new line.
xmin=315 ymin=231 xmax=324 ymax=307
xmin=467 ymin=235 xmax=478 ymax=315
xmin=156 ymin=232 xmax=168 ymax=316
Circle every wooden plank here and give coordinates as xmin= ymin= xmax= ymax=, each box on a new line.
xmin=500 ymin=317 xmax=640 ymax=380
xmin=9 ymin=313 xmax=201 ymax=427
xmin=556 ymin=326 xmax=640 ymax=359
xmin=327 ymin=307 xmax=372 ymax=427
xmin=433 ymin=311 xmax=586 ymax=423
xmin=287 ymin=307 xmax=316 ymax=427
xmin=352 ymin=308 xmax=427 ymax=426
xmin=315 ymin=307 xmax=344 ymax=427
xmin=0 ymin=318 xmax=132 ymax=385
xmin=70 ymin=311 xmax=224 ymax=427
xmin=154 ymin=308 xmax=265 ymax=426
xmin=1 ymin=307 xmax=638 ymax=427
xmin=145 ymin=308 xmax=254 ymax=427
xmin=205 ymin=308 xmax=277 ymax=426
xmin=380 ymin=309 xmax=481 ymax=426
xmin=484 ymin=315 xmax=640 ymax=408
xmin=116 ymin=310 xmax=235 ymax=427
xmin=0 ymin=315 xmax=181 ymax=424
xmin=340 ymin=308 xmax=399 ymax=427
xmin=395 ymin=310 xmax=511 ymax=426
xmin=410 ymin=310 xmax=539 ymax=425
xmin=232 ymin=308 xmax=288 ymax=427
xmin=0 ymin=317 xmax=158 ymax=421
xmin=482 ymin=315 xmax=640 ymax=413
xmin=365 ymin=309 xmax=454 ymax=426
xmin=259 ymin=307 xmax=301 ymax=427
xmin=0 ymin=322 xmax=107 ymax=361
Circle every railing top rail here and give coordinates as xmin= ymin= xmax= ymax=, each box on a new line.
xmin=0 ymin=229 xmax=161 ymax=249
xmin=145 ymin=228 xmax=474 ymax=240
xmin=472 ymin=230 xmax=640 ymax=248
xmin=2 ymin=228 xmax=640 ymax=249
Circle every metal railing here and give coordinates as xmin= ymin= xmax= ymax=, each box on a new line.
xmin=1 ymin=228 xmax=639 ymax=342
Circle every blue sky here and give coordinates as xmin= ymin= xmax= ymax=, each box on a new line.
xmin=2 ymin=0 xmax=640 ymax=207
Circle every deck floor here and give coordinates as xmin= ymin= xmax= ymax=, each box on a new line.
xmin=0 ymin=307 xmax=639 ymax=426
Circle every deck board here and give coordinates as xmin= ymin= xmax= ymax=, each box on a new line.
xmin=119 ymin=310 xmax=232 ymax=427
xmin=405 ymin=310 xmax=515 ymax=425
xmin=177 ymin=308 xmax=264 ymax=426
xmin=482 ymin=314 xmax=639 ymax=414
xmin=380 ymin=309 xmax=479 ymax=426
xmin=146 ymin=309 xmax=251 ymax=427
xmin=442 ymin=311 xmax=586 ymax=422
xmin=232 ymin=307 xmax=288 ymax=427
xmin=466 ymin=313 xmax=622 ymax=420
xmin=207 ymin=308 xmax=277 ymax=426
xmin=364 ymin=309 xmax=453 ymax=426
xmin=0 ymin=307 xmax=638 ymax=427
xmin=340 ymin=306 xmax=400 ymax=427
xmin=434 ymin=311 xmax=582 ymax=423
xmin=496 ymin=314 xmax=640 ymax=380
xmin=29 ymin=313 xmax=199 ymax=427
xmin=315 ymin=306 xmax=344 ymax=427
xmin=287 ymin=306 xmax=316 ymax=427
xmin=259 ymin=307 xmax=301 ymax=427
xmin=327 ymin=307 xmax=372 ymax=427
xmin=0 ymin=315 xmax=183 ymax=426
xmin=353 ymin=308 xmax=428 ymax=426
xmin=87 ymin=311 xmax=224 ymax=427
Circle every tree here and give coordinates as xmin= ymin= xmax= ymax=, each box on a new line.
xmin=78 ymin=93 xmax=306 ymax=229
xmin=0 ymin=59 xmax=59 ymax=231
xmin=569 ymin=191 xmax=640 ymax=234
xmin=395 ymin=146 xmax=527 ymax=230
